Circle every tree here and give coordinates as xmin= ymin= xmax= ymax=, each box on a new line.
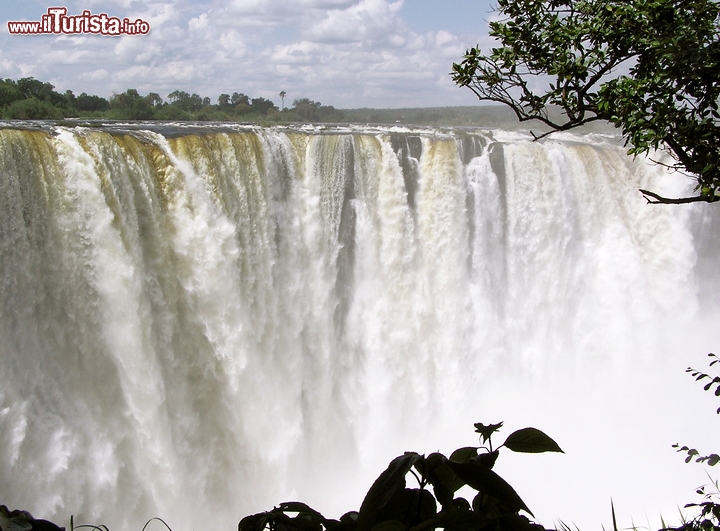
xmin=76 ymin=92 xmax=110 ymax=112
xmin=0 ymin=79 xmax=23 ymax=109
xmin=451 ymin=0 xmax=720 ymax=204
xmin=290 ymin=98 xmax=344 ymax=122
xmin=250 ymin=97 xmax=277 ymax=115
xmin=167 ymin=90 xmax=188 ymax=104
xmin=165 ymin=91 xmax=206 ymax=111
xmin=16 ymin=77 xmax=56 ymax=102
xmin=63 ymin=90 xmax=76 ymax=108
xmin=145 ymin=92 xmax=164 ymax=107
xmin=231 ymin=92 xmax=250 ymax=106
xmin=279 ymin=90 xmax=287 ymax=110
xmin=187 ymin=93 xmax=204 ymax=111
xmin=109 ymin=88 xmax=153 ymax=120
xmin=4 ymin=98 xmax=65 ymax=120
xmin=293 ymin=98 xmax=322 ymax=121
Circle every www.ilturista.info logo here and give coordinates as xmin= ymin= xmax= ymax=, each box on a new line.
xmin=7 ymin=7 xmax=150 ymax=36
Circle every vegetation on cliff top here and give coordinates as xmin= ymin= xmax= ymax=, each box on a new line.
xmin=0 ymin=77 xmax=513 ymax=127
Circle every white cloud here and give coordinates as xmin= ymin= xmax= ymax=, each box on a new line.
xmin=0 ymin=0 xmax=487 ymax=107
xmin=221 ymin=0 xmax=360 ymax=19
xmin=304 ymin=0 xmax=404 ymax=43
xmin=388 ymin=34 xmax=406 ymax=47
xmin=271 ymin=41 xmax=323 ymax=65
xmin=41 ymin=49 xmax=93 ymax=66
xmin=218 ymin=29 xmax=250 ymax=59
xmin=140 ymin=2 xmax=184 ymax=28
xmin=189 ymin=13 xmax=210 ymax=32
xmin=55 ymin=35 xmax=90 ymax=46
xmin=434 ymin=30 xmax=455 ymax=47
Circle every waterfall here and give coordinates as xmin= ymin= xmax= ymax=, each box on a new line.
xmin=1 ymin=123 xmax=718 ymax=531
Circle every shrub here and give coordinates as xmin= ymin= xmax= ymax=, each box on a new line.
xmin=238 ymin=422 xmax=563 ymax=531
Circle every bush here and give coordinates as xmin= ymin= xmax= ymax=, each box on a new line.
xmin=4 ymin=98 xmax=66 ymax=120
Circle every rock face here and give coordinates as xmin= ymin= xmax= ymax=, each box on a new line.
xmin=0 ymin=506 xmax=65 ymax=531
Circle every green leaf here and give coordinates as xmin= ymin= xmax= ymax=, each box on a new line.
xmin=447 ymin=461 xmax=533 ymax=516
xmin=502 ymin=428 xmax=564 ymax=453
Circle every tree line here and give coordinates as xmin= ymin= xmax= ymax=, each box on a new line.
xmin=0 ymin=77 xmax=537 ymax=127
xmin=0 ymin=77 xmax=345 ymax=123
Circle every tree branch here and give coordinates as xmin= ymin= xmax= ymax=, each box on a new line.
xmin=639 ymin=189 xmax=719 ymax=204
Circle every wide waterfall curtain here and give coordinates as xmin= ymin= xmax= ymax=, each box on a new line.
xmin=1 ymin=124 xmax=718 ymax=531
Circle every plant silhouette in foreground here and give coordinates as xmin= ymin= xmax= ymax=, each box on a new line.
xmin=665 ymin=354 xmax=720 ymax=531
xmin=238 ymin=422 xmax=563 ymax=531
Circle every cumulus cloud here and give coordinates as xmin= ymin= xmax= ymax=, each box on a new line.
xmin=304 ymin=0 xmax=404 ymax=43
xmin=189 ymin=13 xmax=210 ymax=32
xmin=271 ymin=41 xmax=323 ymax=65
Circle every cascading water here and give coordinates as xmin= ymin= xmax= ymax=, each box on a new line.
xmin=0 ymin=122 xmax=718 ymax=531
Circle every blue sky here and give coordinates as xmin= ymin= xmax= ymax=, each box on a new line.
xmin=0 ymin=0 xmax=498 ymax=108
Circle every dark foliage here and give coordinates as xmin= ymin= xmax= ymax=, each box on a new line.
xmin=238 ymin=423 xmax=563 ymax=531
xmin=0 ymin=505 xmax=65 ymax=531
xmin=665 ymin=354 xmax=720 ymax=531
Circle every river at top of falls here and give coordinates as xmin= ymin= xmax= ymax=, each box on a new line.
xmin=0 ymin=121 xmax=719 ymax=531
